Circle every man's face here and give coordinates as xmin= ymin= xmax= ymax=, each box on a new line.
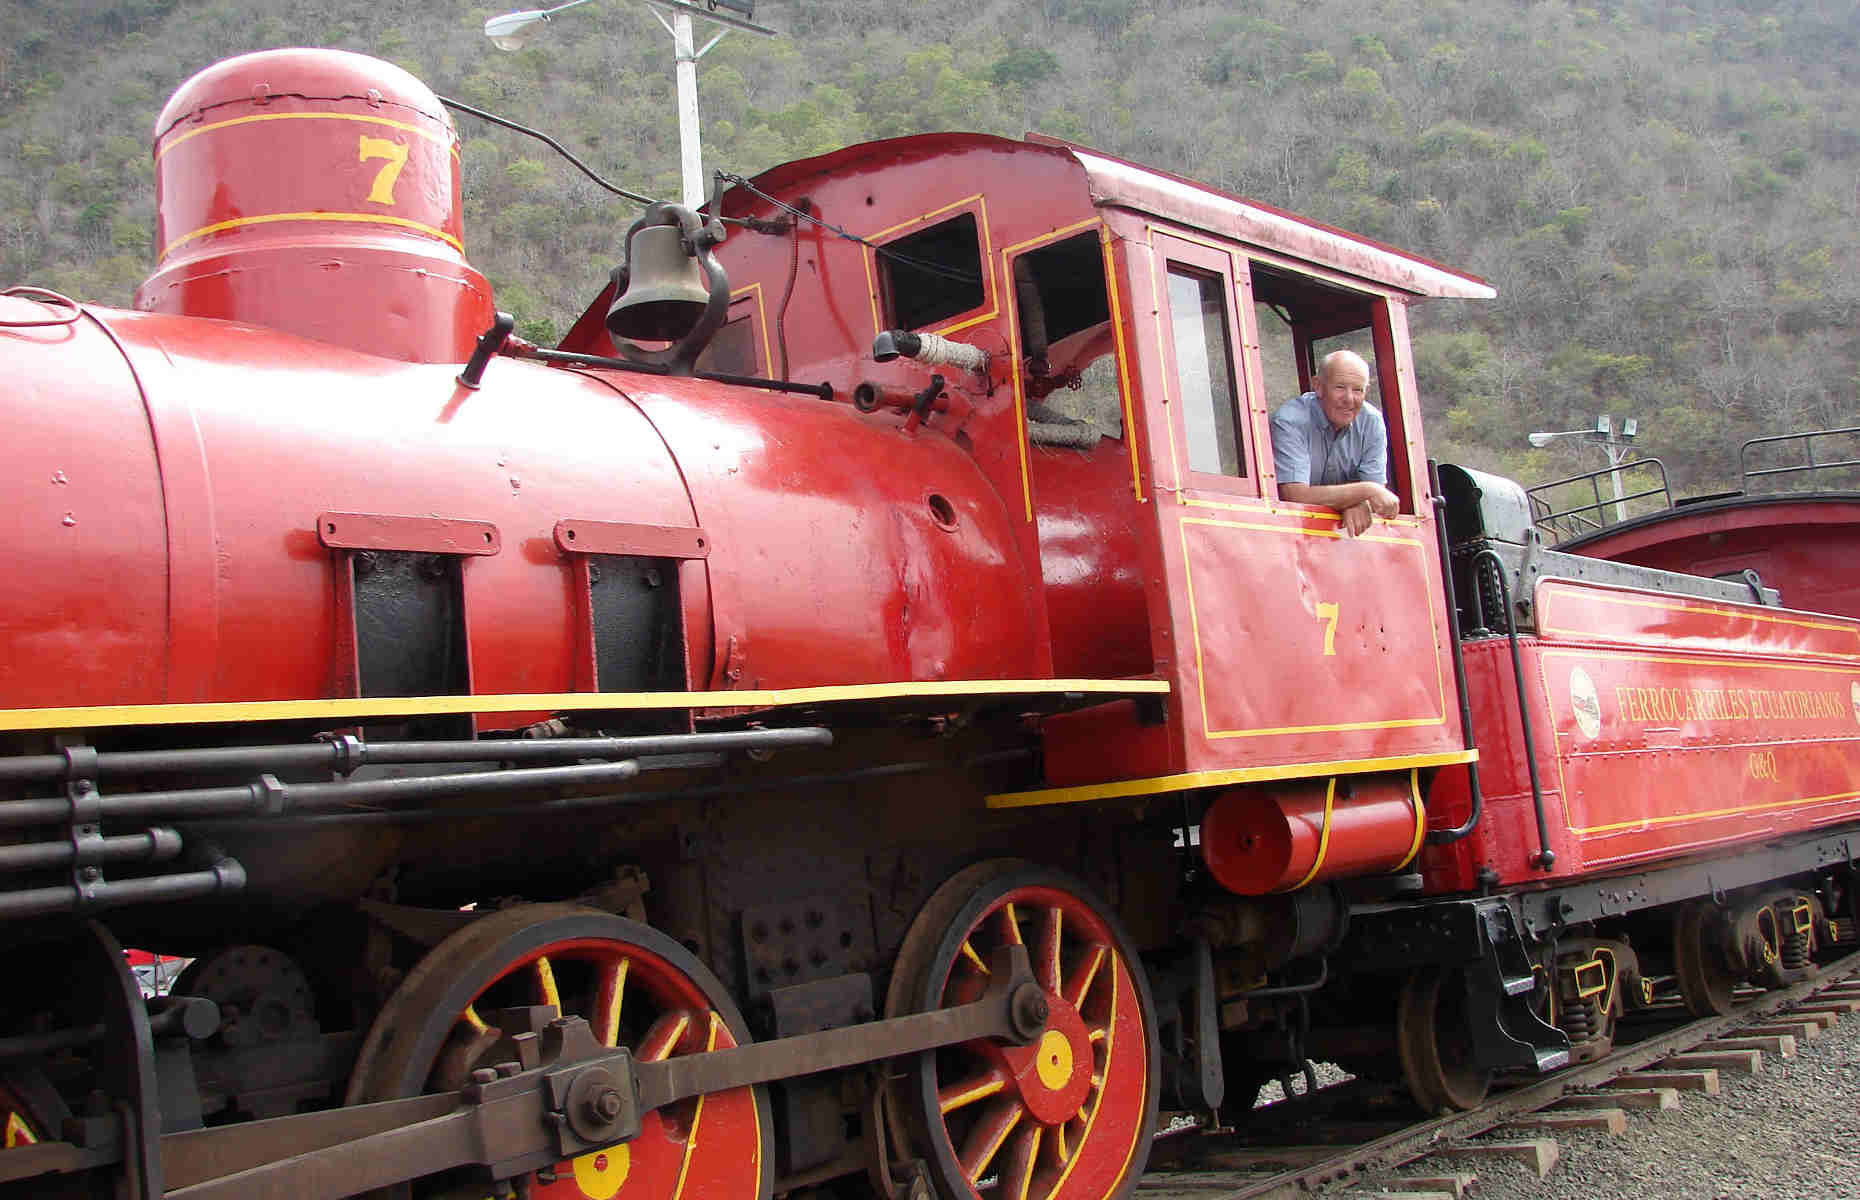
xmin=1317 ymin=359 xmax=1369 ymax=431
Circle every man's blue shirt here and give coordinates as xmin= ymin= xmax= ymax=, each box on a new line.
xmin=1270 ymin=391 xmax=1388 ymax=487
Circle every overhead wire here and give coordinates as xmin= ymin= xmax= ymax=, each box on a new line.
xmin=438 ymin=99 xmax=983 ymax=287
xmin=716 ymin=172 xmax=983 ymax=286
xmin=439 ymin=95 xmax=659 ymax=205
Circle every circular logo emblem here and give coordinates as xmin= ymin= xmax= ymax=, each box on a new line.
xmin=1570 ymin=667 xmax=1602 ymax=740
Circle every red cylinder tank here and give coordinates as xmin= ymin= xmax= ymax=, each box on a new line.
xmin=133 ymin=49 xmax=494 ymax=363
xmin=1200 ymin=774 xmax=1427 ymax=894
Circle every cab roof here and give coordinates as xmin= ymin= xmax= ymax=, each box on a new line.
xmin=729 ymin=132 xmax=1494 ymax=301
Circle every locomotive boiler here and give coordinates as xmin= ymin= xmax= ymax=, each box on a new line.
xmin=0 ymin=47 xmax=1855 ymax=1200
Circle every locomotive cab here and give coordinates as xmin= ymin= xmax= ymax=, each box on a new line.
xmin=610 ymin=134 xmax=1491 ymax=883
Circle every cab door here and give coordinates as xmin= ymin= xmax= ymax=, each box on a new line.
xmin=1137 ymin=228 xmax=1463 ymax=774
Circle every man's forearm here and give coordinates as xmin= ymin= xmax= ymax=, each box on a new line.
xmin=1279 ymin=481 xmax=1384 ymax=510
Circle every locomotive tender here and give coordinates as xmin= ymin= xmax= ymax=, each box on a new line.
xmin=1 ymin=47 xmax=1856 ymax=1199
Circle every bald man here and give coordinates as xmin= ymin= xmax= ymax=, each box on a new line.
xmin=1270 ymin=350 xmax=1399 ymax=536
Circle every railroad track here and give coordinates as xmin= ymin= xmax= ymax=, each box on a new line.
xmin=1136 ymin=949 xmax=1860 ymax=1200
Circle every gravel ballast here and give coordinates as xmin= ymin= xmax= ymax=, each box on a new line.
xmin=1348 ymin=1005 xmax=1860 ymax=1199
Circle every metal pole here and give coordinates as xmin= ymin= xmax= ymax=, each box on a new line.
xmin=1606 ymin=441 xmax=1629 ymax=524
xmin=670 ymin=8 xmax=704 ymax=208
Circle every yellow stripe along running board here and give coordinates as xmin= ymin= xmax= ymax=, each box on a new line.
xmin=986 ymin=749 xmax=1479 ymax=809
xmin=0 ymin=678 xmax=1171 ymax=732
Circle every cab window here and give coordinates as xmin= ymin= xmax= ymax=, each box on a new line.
xmin=1168 ymin=265 xmax=1244 ymax=477
xmin=1013 ymin=231 xmax=1122 ymax=444
xmin=880 ymin=213 xmax=985 ymax=331
xmin=1250 ymin=263 xmax=1410 ymax=510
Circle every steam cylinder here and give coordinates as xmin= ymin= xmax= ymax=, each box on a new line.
xmin=134 ymin=49 xmax=494 ymax=363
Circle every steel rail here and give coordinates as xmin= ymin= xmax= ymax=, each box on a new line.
xmin=1173 ymin=948 xmax=1860 ymax=1199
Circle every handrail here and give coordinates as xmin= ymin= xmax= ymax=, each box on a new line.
xmin=1525 ymin=458 xmax=1670 ymax=543
xmin=1739 ymin=426 xmax=1860 ymax=492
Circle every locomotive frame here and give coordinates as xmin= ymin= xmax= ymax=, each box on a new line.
xmin=0 ymin=47 xmax=1857 ymax=1200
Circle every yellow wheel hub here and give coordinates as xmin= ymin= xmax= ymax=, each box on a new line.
xmin=571 ymin=1143 xmax=630 ymax=1199
xmin=1034 ymin=1028 xmax=1074 ymax=1091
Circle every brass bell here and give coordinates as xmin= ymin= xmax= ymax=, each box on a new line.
xmin=606 ymin=223 xmax=711 ymax=342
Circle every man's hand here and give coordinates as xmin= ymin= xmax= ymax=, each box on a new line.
xmin=1363 ymin=483 xmax=1399 ymax=518
xmin=1279 ymin=480 xmax=1400 ymax=534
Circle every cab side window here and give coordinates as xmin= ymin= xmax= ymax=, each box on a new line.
xmin=1168 ymin=265 xmax=1245 ymax=477
xmin=1250 ymin=263 xmax=1409 ymax=510
xmin=880 ymin=213 xmax=986 ymax=331
xmin=1014 ymin=232 xmax=1122 ymax=444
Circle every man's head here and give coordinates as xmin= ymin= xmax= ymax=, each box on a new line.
xmin=1315 ymin=350 xmax=1371 ymax=432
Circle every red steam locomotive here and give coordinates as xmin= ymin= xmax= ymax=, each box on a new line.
xmin=1 ymin=47 xmax=1856 ymax=1199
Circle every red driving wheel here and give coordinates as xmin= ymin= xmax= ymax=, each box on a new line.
xmin=886 ymin=861 xmax=1159 ymax=1200
xmin=347 ymin=904 xmax=771 ymax=1200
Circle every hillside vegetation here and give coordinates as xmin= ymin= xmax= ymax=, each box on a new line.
xmin=3 ymin=0 xmax=1855 ymax=491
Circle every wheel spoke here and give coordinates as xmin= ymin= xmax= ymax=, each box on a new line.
xmin=938 ymin=1067 xmax=1009 ymax=1115
xmin=535 ymin=954 xmax=561 ymax=1015
xmin=1001 ymin=903 xmax=1024 ymax=946
xmin=1050 ymin=1119 xmax=1071 ymax=1166
xmin=1062 ymin=945 xmax=1106 ymax=1010
xmin=461 ymin=1004 xmax=488 ymax=1035
xmin=958 ymin=1097 xmax=1023 ymax=1182
xmin=594 ymin=957 xmax=630 ymax=1047
xmin=960 ymin=939 xmax=992 ymax=977
xmin=637 ymin=1010 xmax=693 ymax=1062
xmin=1001 ymin=1126 xmax=1043 ymax=1200
xmin=1036 ymin=907 xmax=1063 ymax=992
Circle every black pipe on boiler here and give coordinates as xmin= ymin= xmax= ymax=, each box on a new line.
xmin=0 ymin=727 xmax=833 ymax=786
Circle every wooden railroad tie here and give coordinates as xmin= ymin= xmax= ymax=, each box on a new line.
xmin=1561 ymin=1087 xmax=1680 ymax=1111
xmin=1743 ymin=1017 xmax=1829 ymax=1040
xmin=1371 ymin=1175 xmax=1476 ymax=1198
xmin=1660 ymin=1049 xmax=1762 ymax=1074
xmin=1793 ymin=999 xmax=1860 ymax=1016
xmin=1437 ymin=1139 xmax=1559 ymax=1178
xmin=1506 ymin=1108 xmax=1628 ymax=1136
xmin=1613 ymin=1069 xmax=1720 ymax=1094
xmin=1699 ymin=1034 xmax=1796 ymax=1058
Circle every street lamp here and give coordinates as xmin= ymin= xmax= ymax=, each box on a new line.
xmin=484 ymin=0 xmax=598 ymax=50
xmin=484 ymin=0 xmax=778 ymax=209
xmin=1528 ymin=415 xmax=1640 ymax=523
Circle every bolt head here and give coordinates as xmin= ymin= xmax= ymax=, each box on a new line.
xmin=1009 ymin=983 xmax=1049 ymax=1039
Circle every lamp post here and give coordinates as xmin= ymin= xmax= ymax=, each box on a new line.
xmin=484 ymin=0 xmax=777 ymax=210
xmin=1528 ymin=415 xmax=1640 ymax=524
